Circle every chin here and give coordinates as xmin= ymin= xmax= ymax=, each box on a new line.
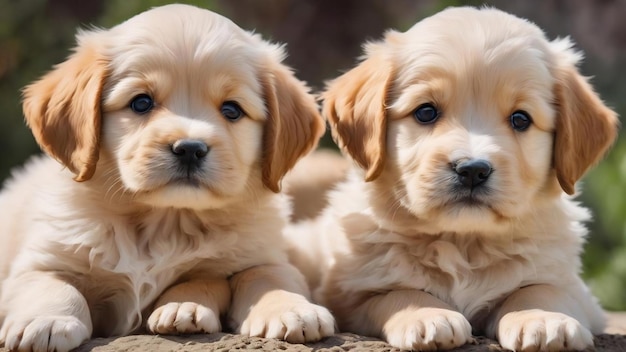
xmin=137 ymin=184 xmax=234 ymax=210
xmin=432 ymin=203 xmax=512 ymax=235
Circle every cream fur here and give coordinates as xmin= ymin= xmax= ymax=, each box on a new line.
xmin=287 ymin=6 xmax=618 ymax=352
xmin=0 ymin=5 xmax=332 ymax=352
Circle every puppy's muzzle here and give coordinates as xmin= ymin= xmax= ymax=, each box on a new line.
xmin=452 ymin=159 xmax=493 ymax=189
xmin=171 ymin=139 xmax=209 ymax=170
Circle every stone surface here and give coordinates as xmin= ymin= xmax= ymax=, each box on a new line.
xmin=1 ymin=312 xmax=624 ymax=351
xmin=66 ymin=333 xmax=626 ymax=352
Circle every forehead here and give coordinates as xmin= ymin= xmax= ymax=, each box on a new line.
xmin=386 ymin=9 xmax=557 ymax=129
xmin=106 ymin=10 xmax=261 ymax=72
xmin=105 ymin=8 xmax=263 ymax=82
xmin=100 ymin=7 xmax=271 ymax=119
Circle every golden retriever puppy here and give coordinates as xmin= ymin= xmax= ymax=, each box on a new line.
xmin=0 ymin=4 xmax=335 ymax=352
xmin=288 ymin=7 xmax=619 ymax=352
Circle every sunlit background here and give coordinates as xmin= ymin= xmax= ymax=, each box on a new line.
xmin=1 ymin=0 xmax=624 ymax=310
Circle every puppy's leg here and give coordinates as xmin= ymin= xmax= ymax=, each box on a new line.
xmin=147 ymin=278 xmax=230 ymax=334
xmin=346 ymin=289 xmax=473 ymax=350
xmin=487 ymin=284 xmax=602 ymax=352
xmin=228 ymin=263 xmax=335 ymax=343
xmin=0 ymin=272 xmax=92 ymax=352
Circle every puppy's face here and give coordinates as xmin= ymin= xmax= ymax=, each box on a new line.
xmin=100 ymin=8 xmax=270 ymax=209
xmin=385 ymin=12 xmax=558 ymax=233
xmin=324 ymin=7 xmax=618 ymax=235
xmin=22 ymin=5 xmax=323 ymax=209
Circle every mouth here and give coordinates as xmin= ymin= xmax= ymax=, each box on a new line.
xmin=444 ymin=187 xmax=493 ymax=208
xmin=455 ymin=196 xmax=488 ymax=207
xmin=168 ymin=176 xmax=203 ymax=188
xmin=440 ymin=187 xmax=510 ymax=221
xmin=163 ymin=163 xmax=208 ymax=188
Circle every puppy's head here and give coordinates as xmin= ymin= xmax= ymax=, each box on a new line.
xmin=324 ymin=7 xmax=618 ymax=234
xmin=23 ymin=4 xmax=323 ymax=209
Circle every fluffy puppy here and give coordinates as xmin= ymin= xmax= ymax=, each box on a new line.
xmin=288 ymin=7 xmax=619 ymax=352
xmin=0 ymin=4 xmax=334 ymax=352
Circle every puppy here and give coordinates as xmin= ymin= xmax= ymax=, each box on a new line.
xmin=288 ymin=7 xmax=619 ymax=352
xmin=0 ymin=4 xmax=334 ymax=352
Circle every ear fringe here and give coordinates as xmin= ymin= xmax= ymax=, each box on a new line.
xmin=261 ymin=63 xmax=325 ymax=193
xmin=22 ymin=38 xmax=107 ymax=182
xmin=551 ymin=43 xmax=619 ymax=195
xmin=322 ymin=52 xmax=393 ymax=182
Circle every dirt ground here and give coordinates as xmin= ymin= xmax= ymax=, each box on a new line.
xmin=1 ymin=312 xmax=624 ymax=352
xmin=71 ymin=332 xmax=626 ymax=352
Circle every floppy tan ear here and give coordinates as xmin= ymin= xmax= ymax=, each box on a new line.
xmin=552 ymin=47 xmax=619 ymax=195
xmin=22 ymin=37 xmax=107 ymax=182
xmin=261 ymin=62 xmax=325 ymax=193
xmin=322 ymin=49 xmax=393 ymax=182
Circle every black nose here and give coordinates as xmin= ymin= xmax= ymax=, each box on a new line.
xmin=453 ymin=159 xmax=493 ymax=188
xmin=171 ymin=139 xmax=209 ymax=167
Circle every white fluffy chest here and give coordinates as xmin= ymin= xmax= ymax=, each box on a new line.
xmin=39 ymin=208 xmax=282 ymax=309
xmin=334 ymin=229 xmax=579 ymax=320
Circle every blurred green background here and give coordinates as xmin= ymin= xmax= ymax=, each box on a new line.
xmin=1 ymin=0 xmax=624 ymax=310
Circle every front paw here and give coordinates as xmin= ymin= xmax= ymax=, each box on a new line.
xmin=383 ymin=307 xmax=473 ymax=350
xmin=147 ymin=302 xmax=221 ymax=334
xmin=497 ymin=310 xmax=594 ymax=352
xmin=239 ymin=292 xmax=335 ymax=343
xmin=0 ymin=315 xmax=90 ymax=352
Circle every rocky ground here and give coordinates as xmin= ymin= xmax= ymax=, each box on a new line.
xmin=1 ymin=312 xmax=624 ymax=352
xmin=72 ymin=332 xmax=626 ymax=352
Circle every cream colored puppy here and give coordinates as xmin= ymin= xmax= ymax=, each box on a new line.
xmin=0 ymin=4 xmax=334 ymax=352
xmin=289 ymin=7 xmax=619 ymax=352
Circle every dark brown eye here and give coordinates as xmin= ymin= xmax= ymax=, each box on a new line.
xmin=129 ymin=94 xmax=154 ymax=114
xmin=510 ymin=110 xmax=532 ymax=131
xmin=221 ymin=101 xmax=244 ymax=121
xmin=413 ymin=103 xmax=439 ymax=124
